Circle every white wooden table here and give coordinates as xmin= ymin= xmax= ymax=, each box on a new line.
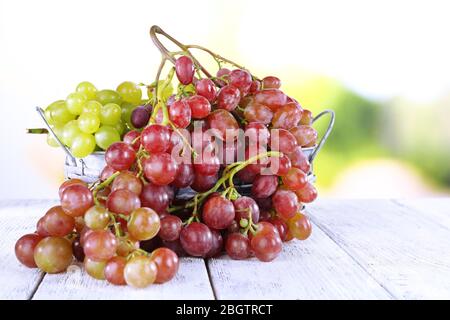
xmin=1 ymin=198 xmax=450 ymax=300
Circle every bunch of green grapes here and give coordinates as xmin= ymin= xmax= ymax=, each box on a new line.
xmin=44 ymin=81 xmax=145 ymax=158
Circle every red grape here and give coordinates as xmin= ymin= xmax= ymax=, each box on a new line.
xmin=169 ymin=100 xmax=191 ymax=128
xmin=262 ymin=76 xmax=281 ymax=89
xmin=158 ymin=214 xmax=182 ymax=241
xmin=244 ymin=102 xmax=273 ymax=125
xmin=225 ymin=233 xmax=251 ymax=260
xmin=105 ymin=142 xmax=136 ymax=171
xmin=193 ymin=152 xmax=220 ymax=176
xmin=269 ymin=217 xmax=288 ymax=241
xmin=58 ymin=179 xmax=87 ymax=199
xmin=254 ymin=89 xmax=287 ymax=111
xmin=195 ymin=78 xmax=216 ymax=102
xmin=229 ymin=69 xmax=252 ymax=96
xmin=272 ymin=189 xmax=298 ymax=220
xmin=150 ymin=248 xmax=179 ymax=283
xmin=143 ymin=153 xmax=178 ymax=186
xmin=300 ymin=109 xmax=313 ymax=125
xmin=15 ymin=234 xmax=42 ymax=268
xmin=251 ymin=175 xmax=278 ymax=198
xmin=295 ymin=182 xmax=318 ymax=203
xmin=141 ymin=124 xmax=171 ymax=153
xmin=217 ymin=85 xmax=241 ymax=111
xmin=111 ymin=171 xmax=143 ymax=195
xmin=272 ymin=102 xmax=302 ymax=130
xmin=172 ymin=163 xmax=195 ymax=188
xmin=140 ymin=183 xmax=172 ymax=213
xmin=202 ymin=196 xmax=235 ymax=230
xmin=175 ymin=56 xmax=195 ymax=85
xmin=250 ymin=232 xmax=282 ymax=262
xmin=34 ymin=237 xmax=73 ymax=273
xmin=233 ymin=196 xmax=260 ymax=223
xmin=131 ymin=106 xmax=151 ymax=129
xmin=249 ymin=80 xmax=261 ymax=93
xmin=191 ymin=172 xmax=218 ymax=192
xmin=161 ymin=239 xmax=186 ymax=257
xmin=217 ymin=67 xmax=231 ymax=80
xmin=282 ymin=167 xmax=307 ymax=191
xmin=265 ymin=154 xmax=291 ymax=176
xmin=123 ymin=130 xmax=141 ymax=151
xmin=207 ymin=109 xmax=239 ymax=140
xmin=270 ymin=128 xmax=298 ymax=154
xmin=127 ymin=207 xmax=160 ymax=241
xmin=61 ymin=184 xmax=94 ymax=217
xmin=42 ymin=205 xmax=75 ymax=237
xmin=124 ymin=256 xmax=157 ymax=288
xmin=205 ymin=229 xmax=223 ymax=258
xmin=288 ymin=213 xmax=312 ymax=240
xmin=106 ymin=189 xmax=141 ymax=215
xmin=288 ymin=146 xmax=311 ymax=173
xmin=83 ymin=229 xmax=118 ymax=261
xmin=72 ymin=236 xmax=85 ymax=262
xmin=290 ymin=125 xmax=318 ymax=147
xmin=180 ymin=222 xmax=213 ymax=257
xmin=105 ymin=256 xmax=127 ymax=285
xmin=235 ymin=166 xmax=257 ymax=184
xmin=100 ymin=165 xmax=116 ymax=181
xmin=187 ymin=95 xmax=211 ymax=119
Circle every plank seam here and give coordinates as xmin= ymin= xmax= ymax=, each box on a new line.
xmin=28 ymin=272 xmax=46 ymax=300
xmin=204 ymin=259 xmax=218 ymax=300
xmin=308 ymin=217 xmax=398 ymax=300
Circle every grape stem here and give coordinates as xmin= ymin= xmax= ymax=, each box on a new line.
xmin=168 ymin=151 xmax=281 ymax=213
xmin=92 ymin=171 xmax=120 ymax=206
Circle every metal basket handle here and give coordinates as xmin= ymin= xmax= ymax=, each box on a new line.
xmin=308 ymin=109 xmax=335 ymax=163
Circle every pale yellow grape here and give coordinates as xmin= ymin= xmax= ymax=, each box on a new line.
xmin=61 ymin=120 xmax=82 ymax=147
xmin=100 ymin=103 xmax=121 ymax=125
xmin=82 ymin=100 xmax=102 ymax=116
xmin=47 ymin=124 xmax=64 ymax=147
xmin=96 ymin=89 xmax=122 ymax=105
xmin=66 ymin=92 xmax=88 ymax=115
xmin=78 ymin=113 xmax=100 ymax=134
xmin=76 ymin=81 xmax=97 ymax=100
xmin=45 ymin=100 xmax=76 ymax=125
xmin=117 ymin=81 xmax=142 ymax=105
xmin=114 ymin=121 xmax=125 ymax=136
xmin=95 ymin=126 xmax=120 ymax=150
xmin=71 ymin=132 xmax=96 ymax=158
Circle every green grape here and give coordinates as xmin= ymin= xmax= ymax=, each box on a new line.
xmin=95 ymin=126 xmax=120 ymax=150
xmin=66 ymin=92 xmax=88 ymax=115
xmin=61 ymin=120 xmax=81 ymax=147
xmin=179 ymin=83 xmax=196 ymax=96
xmin=47 ymin=124 xmax=64 ymax=147
xmin=84 ymin=257 xmax=106 ymax=280
xmin=121 ymin=103 xmax=137 ymax=129
xmin=71 ymin=132 xmax=96 ymax=158
xmin=114 ymin=121 xmax=125 ymax=136
xmin=100 ymin=103 xmax=121 ymax=125
xmin=96 ymin=89 xmax=122 ymax=105
xmin=117 ymin=81 xmax=142 ymax=105
xmin=76 ymin=81 xmax=97 ymax=100
xmin=148 ymin=80 xmax=173 ymax=102
xmin=78 ymin=113 xmax=100 ymax=134
xmin=82 ymin=100 xmax=102 ymax=115
xmin=45 ymin=100 xmax=76 ymax=125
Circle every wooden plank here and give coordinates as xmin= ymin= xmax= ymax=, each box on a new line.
xmin=0 ymin=200 xmax=58 ymax=299
xmin=207 ymin=217 xmax=392 ymax=300
xmin=33 ymin=258 xmax=214 ymax=300
xmin=308 ymin=199 xmax=450 ymax=299
xmin=394 ymin=198 xmax=450 ymax=231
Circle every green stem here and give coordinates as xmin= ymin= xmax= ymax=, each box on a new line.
xmin=93 ymin=171 xmax=120 ymax=205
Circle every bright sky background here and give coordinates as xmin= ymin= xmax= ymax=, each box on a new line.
xmin=1 ymin=0 xmax=450 ymax=198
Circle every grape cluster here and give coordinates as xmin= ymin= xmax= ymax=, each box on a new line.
xmin=44 ymin=81 xmax=175 ymax=158
xmin=18 ymin=41 xmax=322 ymax=285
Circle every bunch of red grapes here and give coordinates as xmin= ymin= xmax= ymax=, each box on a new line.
xmin=15 ymin=54 xmax=318 ymax=288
